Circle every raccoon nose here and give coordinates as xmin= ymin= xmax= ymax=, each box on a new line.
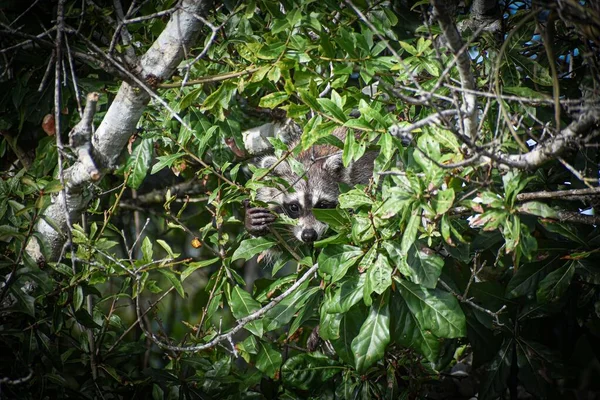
xmin=301 ymin=229 xmax=318 ymax=243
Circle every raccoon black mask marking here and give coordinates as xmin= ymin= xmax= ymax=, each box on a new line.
xmin=245 ymin=127 xmax=376 ymax=244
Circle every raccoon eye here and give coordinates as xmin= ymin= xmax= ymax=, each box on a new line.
xmin=285 ymin=202 xmax=301 ymax=218
xmin=315 ymin=200 xmax=337 ymax=209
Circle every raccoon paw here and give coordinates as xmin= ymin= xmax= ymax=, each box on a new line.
xmin=245 ymin=207 xmax=276 ymax=236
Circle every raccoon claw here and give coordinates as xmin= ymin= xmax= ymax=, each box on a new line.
xmin=245 ymin=207 xmax=276 ymax=236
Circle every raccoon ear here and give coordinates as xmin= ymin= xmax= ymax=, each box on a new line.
xmin=323 ymin=152 xmax=344 ymax=176
xmin=259 ymin=155 xmax=278 ymax=169
xmin=259 ymin=155 xmax=290 ymax=176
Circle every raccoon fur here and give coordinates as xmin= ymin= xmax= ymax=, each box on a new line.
xmin=245 ymin=126 xmax=376 ymax=244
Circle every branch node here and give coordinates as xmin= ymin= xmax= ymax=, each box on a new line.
xmin=69 ymin=92 xmax=100 ymax=182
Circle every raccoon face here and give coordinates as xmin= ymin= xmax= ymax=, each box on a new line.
xmin=282 ymin=192 xmax=338 ymax=243
xmin=258 ymin=153 xmax=344 ymax=243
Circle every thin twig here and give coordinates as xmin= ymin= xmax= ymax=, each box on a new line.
xmin=105 ymin=286 xmax=175 ymax=355
xmin=439 ymin=279 xmax=506 ymax=326
xmin=53 ymin=0 xmax=78 ymax=275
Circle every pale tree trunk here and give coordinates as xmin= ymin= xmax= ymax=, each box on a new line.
xmin=27 ymin=0 xmax=213 ymax=262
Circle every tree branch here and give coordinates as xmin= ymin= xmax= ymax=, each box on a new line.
xmin=430 ymin=0 xmax=478 ymax=139
xmin=498 ymin=109 xmax=600 ymax=169
xmin=27 ymin=0 xmax=215 ymax=263
xmin=516 ymin=186 xmax=600 ymax=201
xmin=69 ymin=92 xmax=100 ymax=182
xmin=138 ymin=263 xmax=320 ymax=353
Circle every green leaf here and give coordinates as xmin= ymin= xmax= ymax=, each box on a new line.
xmin=512 ymin=55 xmax=553 ymax=86
xmin=156 ymin=239 xmax=177 ymax=258
xmin=376 ymin=191 xmax=414 ymax=219
xmin=258 ymin=91 xmax=288 ymax=109
xmin=505 ymin=261 xmax=549 ymax=299
xmin=536 ymin=262 xmax=575 ymax=303
xmin=73 ymin=285 xmax=84 ymax=311
xmin=312 ymin=208 xmax=350 ymax=231
xmin=401 ymin=208 xmax=420 ymax=255
xmin=366 ymin=254 xmax=392 ymax=295
xmin=342 ymin=127 xmax=356 ymax=168
xmin=382 ymin=240 xmax=403 ymax=265
xmin=518 ymin=201 xmax=559 ymax=219
xmin=282 ymin=353 xmax=341 ymax=390
xmin=351 ymin=293 xmax=390 ymax=373
xmin=502 ymin=170 xmax=531 ymax=207
xmin=267 ymin=65 xmax=281 ymax=82
xmin=325 ymin=274 xmax=366 ymax=313
xmin=157 ymin=269 xmax=185 ymax=298
xmin=338 ymin=189 xmax=373 ymax=209
xmin=181 ymin=257 xmax=219 ymax=281
xmin=141 ymin=236 xmax=153 ymax=262
xmin=351 ymin=215 xmax=375 ymax=244
xmin=390 ymin=291 xmax=440 ymax=362
xmin=257 ymin=42 xmax=286 ymax=60
xmin=42 ymin=180 xmax=63 ymax=194
xmin=396 ymin=277 xmax=466 ymax=338
xmin=540 ymin=220 xmax=586 ymax=246
xmin=318 ymin=245 xmax=363 ymax=283
xmin=229 ymin=286 xmax=263 ymax=337
xmin=516 ymin=339 xmax=561 ymax=397
xmin=150 ymin=152 xmax=185 ymax=175
xmin=344 ymin=118 xmax=373 ymax=130
xmin=433 ymin=188 xmax=454 ymax=215
xmin=413 ymin=134 xmax=442 ymax=180
xmin=8 ymin=284 xmax=35 ymax=316
xmin=298 ymin=90 xmax=321 ymax=113
xmin=264 ymin=286 xmax=319 ymax=331
xmin=232 ymin=237 xmax=276 ymax=262
xmin=399 ymin=41 xmax=418 ymax=55
xmin=200 ymin=83 xmax=233 ymax=113
xmin=317 ymin=98 xmax=347 ymax=122
xmin=319 ymin=310 xmax=342 ymax=341
xmin=178 ymin=87 xmax=203 ymax=111
xmin=330 ymin=304 xmax=367 ymax=365
xmin=74 ymin=309 xmax=102 ymax=329
xmin=403 ymin=244 xmax=444 ymax=288
xmin=289 ymin=289 xmax=322 ymax=336
xmin=479 ymin=339 xmax=513 ymax=400
xmin=255 ymin=341 xmax=282 ymax=378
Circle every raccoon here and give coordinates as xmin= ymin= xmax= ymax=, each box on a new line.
xmin=245 ymin=127 xmax=376 ymax=243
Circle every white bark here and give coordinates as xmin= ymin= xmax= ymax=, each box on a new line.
xmin=27 ymin=0 xmax=213 ymax=262
xmin=502 ymin=109 xmax=600 ymax=168
xmin=431 ymin=0 xmax=478 ymax=140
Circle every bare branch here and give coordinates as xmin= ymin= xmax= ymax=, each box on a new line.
xmin=138 ymin=263 xmax=320 ymax=353
xmin=444 ymin=84 xmax=580 ymax=106
xmin=157 ymin=68 xmax=258 ymax=88
xmin=549 ymin=210 xmax=600 ymax=225
xmin=51 ymin=0 xmax=78 ymax=274
xmin=431 ymin=0 xmax=478 ymax=139
xmin=389 ymin=109 xmax=459 ymax=139
xmin=439 ymin=279 xmax=506 ymax=327
xmin=0 ymin=369 xmax=34 ymax=386
xmin=516 ymin=186 xmax=600 ymax=201
xmin=499 ymin=109 xmax=600 ymax=169
xmin=0 ymin=24 xmax=56 ymax=54
xmin=180 ymin=11 xmax=222 ymax=88
xmin=109 ymin=0 xmax=138 ymax=64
